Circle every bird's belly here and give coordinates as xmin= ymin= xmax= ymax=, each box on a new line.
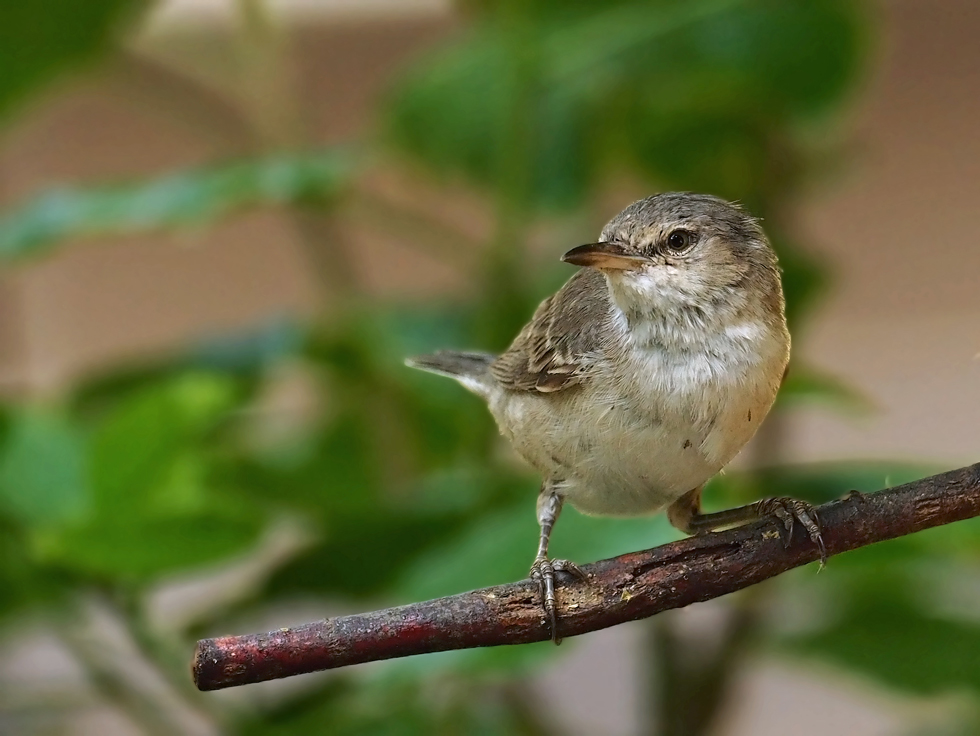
xmin=560 ymin=419 xmax=717 ymax=516
xmin=491 ymin=374 xmax=777 ymax=517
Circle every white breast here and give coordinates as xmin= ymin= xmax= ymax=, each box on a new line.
xmin=488 ymin=312 xmax=788 ymax=518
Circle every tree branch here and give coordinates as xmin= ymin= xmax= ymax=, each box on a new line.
xmin=193 ymin=462 xmax=980 ymax=691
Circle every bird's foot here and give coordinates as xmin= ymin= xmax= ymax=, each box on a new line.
xmin=757 ymin=497 xmax=826 ymax=567
xmin=529 ymin=556 xmax=587 ymax=645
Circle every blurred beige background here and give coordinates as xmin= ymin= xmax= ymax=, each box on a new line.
xmin=0 ymin=0 xmax=977 ymax=734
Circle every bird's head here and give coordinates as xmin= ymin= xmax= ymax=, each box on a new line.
xmin=562 ymin=192 xmax=784 ymax=326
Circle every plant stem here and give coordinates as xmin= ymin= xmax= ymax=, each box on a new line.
xmin=646 ymin=591 xmax=763 ymax=736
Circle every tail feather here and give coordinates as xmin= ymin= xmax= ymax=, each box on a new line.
xmin=405 ymin=351 xmax=497 ymax=397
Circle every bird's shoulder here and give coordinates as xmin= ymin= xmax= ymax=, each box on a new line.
xmin=490 ymin=269 xmax=618 ymax=393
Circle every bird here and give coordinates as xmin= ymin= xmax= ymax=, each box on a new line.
xmin=406 ymin=192 xmax=823 ymax=642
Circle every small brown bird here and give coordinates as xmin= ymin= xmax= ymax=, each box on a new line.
xmin=408 ymin=192 xmax=823 ymax=642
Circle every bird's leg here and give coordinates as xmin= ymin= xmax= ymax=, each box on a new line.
xmin=667 ymin=486 xmax=826 ymax=565
xmin=529 ymin=486 xmax=587 ymax=644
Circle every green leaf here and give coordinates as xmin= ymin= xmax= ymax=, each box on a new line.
xmin=624 ymin=111 xmax=770 ymax=203
xmin=0 ymin=0 xmax=147 ymax=120
xmin=0 ymin=518 xmax=61 ymax=623
xmin=40 ymin=510 xmax=262 ymax=580
xmin=0 ymin=150 xmax=354 ymax=260
xmin=88 ymin=372 xmax=237 ymax=513
xmin=239 ymin=676 xmax=554 ymax=736
xmin=769 ymin=233 xmax=832 ymax=331
xmin=387 ymin=0 xmax=869 ymax=211
xmin=67 ymin=322 xmax=289 ymax=414
xmin=35 ymin=372 xmax=264 ymax=581
xmin=0 ymin=409 xmax=88 ymax=526
xmin=778 ymin=596 xmax=980 ymax=695
xmin=238 ymin=408 xmax=383 ymax=514
xmin=777 ymin=364 xmax=873 ymax=413
xmin=394 ymin=500 xmax=535 ymax=602
xmin=265 ymin=512 xmax=461 ymax=599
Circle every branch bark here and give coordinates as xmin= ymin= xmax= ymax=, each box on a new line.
xmin=193 ymin=462 xmax=980 ymax=691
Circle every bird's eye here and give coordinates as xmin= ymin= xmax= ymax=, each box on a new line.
xmin=665 ymin=229 xmax=695 ymax=252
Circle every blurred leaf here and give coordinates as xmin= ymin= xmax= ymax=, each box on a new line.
xmin=403 ymin=466 xmax=505 ymax=516
xmin=388 ymin=0 xmax=868 ymax=210
xmin=236 ymin=679 xmax=354 ymax=736
xmin=88 ymin=372 xmax=237 ymax=513
xmin=0 ymin=517 xmax=66 ymax=622
xmin=40 ymin=510 xmax=262 ymax=580
xmin=777 ymin=363 xmax=873 ymax=413
xmin=624 ymin=111 xmax=769 ymax=204
xmin=234 ymin=401 xmax=443 ymax=596
xmin=308 ymin=305 xmax=500 ymax=468
xmin=394 ymin=498 xmax=536 ymax=602
xmin=238 ymin=409 xmax=381 ymax=515
xmin=240 ymin=676 xmax=553 ymax=736
xmin=0 ymin=149 xmax=354 ymax=260
xmin=377 ymin=299 xmax=482 ymax=357
xmin=0 ymin=409 xmax=88 ymax=526
xmin=771 ymin=234 xmax=832 ymax=331
xmin=265 ymin=512 xmax=461 ymax=599
xmin=37 ymin=372 xmax=263 ymax=580
xmin=0 ymin=0 xmax=147 ymax=120
xmin=778 ymin=596 xmax=980 ymax=695
xmin=893 ymin=719 xmax=980 ymax=736
xmin=68 ymin=322 xmax=288 ymax=414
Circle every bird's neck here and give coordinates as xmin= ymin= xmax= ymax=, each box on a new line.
xmin=604 ymin=273 xmax=775 ymax=356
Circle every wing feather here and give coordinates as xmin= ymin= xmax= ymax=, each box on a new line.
xmin=490 ymin=269 xmax=615 ymax=393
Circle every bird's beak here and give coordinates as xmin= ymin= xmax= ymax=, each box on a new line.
xmin=561 ymin=242 xmax=647 ymax=270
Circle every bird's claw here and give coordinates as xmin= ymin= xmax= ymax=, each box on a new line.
xmin=757 ymin=497 xmax=826 ymax=567
xmin=529 ymin=557 xmax=587 ymax=644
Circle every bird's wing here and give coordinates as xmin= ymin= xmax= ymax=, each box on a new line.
xmin=490 ymin=269 xmax=613 ymax=393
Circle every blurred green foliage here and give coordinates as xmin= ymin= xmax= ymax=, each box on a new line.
xmin=0 ymin=0 xmax=148 ymax=119
xmin=389 ymin=0 xmax=866 ymax=212
xmin=0 ymin=150 xmax=353 ymax=259
xmin=0 ymin=1 xmax=975 ymax=735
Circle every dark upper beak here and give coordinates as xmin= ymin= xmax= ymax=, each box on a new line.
xmin=561 ymin=242 xmax=648 ymax=270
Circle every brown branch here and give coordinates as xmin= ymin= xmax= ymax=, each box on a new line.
xmin=193 ymin=462 xmax=980 ymax=691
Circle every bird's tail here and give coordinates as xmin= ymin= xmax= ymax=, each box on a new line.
xmin=405 ymin=351 xmax=497 ymax=398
